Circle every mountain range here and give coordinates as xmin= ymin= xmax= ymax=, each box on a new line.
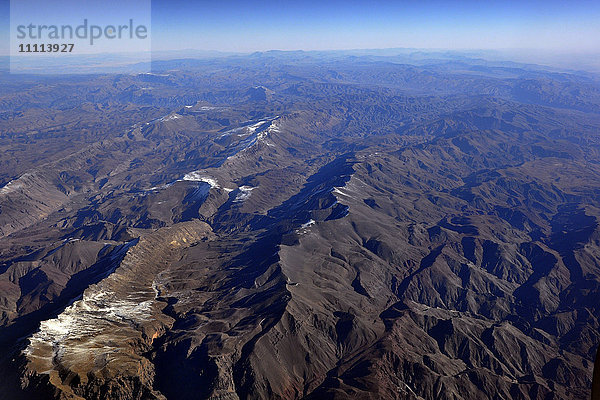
xmin=0 ymin=52 xmax=599 ymax=399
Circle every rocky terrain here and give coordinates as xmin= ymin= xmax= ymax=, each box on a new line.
xmin=0 ymin=52 xmax=599 ymax=399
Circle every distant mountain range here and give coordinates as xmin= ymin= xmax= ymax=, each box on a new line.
xmin=3 ymin=48 xmax=600 ymax=75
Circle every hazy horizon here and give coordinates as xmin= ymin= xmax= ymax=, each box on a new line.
xmin=4 ymin=47 xmax=600 ymax=75
xmin=1 ymin=0 xmax=599 ymax=72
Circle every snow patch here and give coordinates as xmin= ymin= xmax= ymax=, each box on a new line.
xmin=219 ymin=126 xmax=246 ymax=138
xmin=0 ymin=173 xmax=33 ymax=195
xmin=301 ymin=219 xmax=315 ymax=228
xmin=223 ymin=117 xmax=280 ymax=160
xmin=181 ymin=172 xmax=219 ymax=188
xmin=233 ymin=185 xmax=256 ymax=203
xmin=332 ymin=187 xmax=353 ymax=198
xmin=0 ymin=180 xmax=20 ymax=195
xmin=147 ymin=182 xmax=173 ymax=192
xmin=160 ymin=114 xmax=181 ymax=122
xmin=24 ymin=288 xmax=154 ymax=360
xmin=295 ymin=219 xmax=316 ymax=234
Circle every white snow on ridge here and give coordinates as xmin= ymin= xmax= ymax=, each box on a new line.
xmin=160 ymin=114 xmax=182 ymax=122
xmin=147 ymin=183 xmax=173 ymax=192
xmin=219 ymin=120 xmax=269 ymax=140
xmin=140 ymin=173 xmax=219 ymax=196
xmin=267 ymin=122 xmax=281 ymax=133
xmin=24 ymin=288 xmax=155 ymax=360
xmin=224 ymin=117 xmax=281 ymax=160
xmin=23 ymin=237 xmax=157 ymax=371
xmin=332 ymin=187 xmax=353 ymax=198
xmin=181 ymin=172 xmax=219 ymax=188
xmin=0 ymin=180 xmax=19 ymax=195
xmin=260 ymin=120 xmax=281 ymax=147
xmin=301 ymin=219 xmax=315 ymax=228
xmin=233 ymin=185 xmax=256 ymax=203
xmin=219 ymin=126 xmax=246 ymax=138
xmin=247 ymin=120 xmax=268 ymax=133
xmin=145 ymin=113 xmax=183 ymax=125
xmin=0 ymin=173 xmax=34 ymax=195
xmin=296 ymin=219 xmax=316 ymax=234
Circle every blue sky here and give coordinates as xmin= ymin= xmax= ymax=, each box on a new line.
xmin=150 ymin=0 xmax=599 ymax=52
xmin=1 ymin=0 xmax=599 ymax=55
